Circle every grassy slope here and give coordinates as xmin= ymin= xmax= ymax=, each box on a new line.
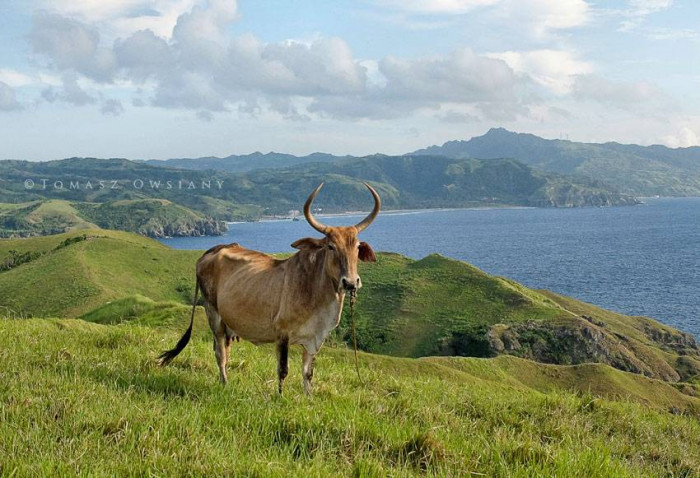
xmin=0 ymin=198 xmax=228 ymax=238
xmin=347 ymin=253 xmax=567 ymax=357
xmin=0 ymin=230 xmax=201 ymax=317
xmin=0 ymin=199 xmax=96 ymax=237
xmin=1 ymin=318 xmax=699 ymax=477
xmin=73 ymin=198 xmax=226 ymax=237
xmin=1 ymin=230 xmax=698 ymax=383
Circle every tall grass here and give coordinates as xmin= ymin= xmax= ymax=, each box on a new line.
xmin=1 ymin=318 xmax=699 ymax=477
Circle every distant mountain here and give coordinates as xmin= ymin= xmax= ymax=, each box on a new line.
xmin=411 ymin=128 xmax=700 ymax=196
xmin=0 ymin=154 xmax=637 ymax=237
xmin=273 ymin=155 xmax=638 ymax=209
xmin=141 ymin=151 xmax=351 ymax=173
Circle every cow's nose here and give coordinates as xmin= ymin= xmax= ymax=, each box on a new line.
xmin=342 ymin=277 xmax=361 ymax=291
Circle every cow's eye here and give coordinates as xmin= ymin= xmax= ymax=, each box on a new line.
xmin=328 ymin=244 xmax=335 ymax=251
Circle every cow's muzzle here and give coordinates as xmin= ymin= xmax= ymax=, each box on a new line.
xmin=341 ymin=276 xmax=361 ymax=291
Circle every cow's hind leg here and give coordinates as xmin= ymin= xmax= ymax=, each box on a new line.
xmin=224 ymin=325 xmax=236 ymax=363
xmin=205 ymin=303 xmax=229 ymax=384
xmin=276 ymin=337 xmax=289 ymax=395
xmin=302 ymin=347 xmax=317 ymax=396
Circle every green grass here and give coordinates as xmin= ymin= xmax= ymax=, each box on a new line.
xmin=73 ymin=198 xmax=227 ymax=237
xmin=2 ymin=230 xmax=700 ymax=475
xmin=1 ymin=230 xmax=699 ymax=383
xmin=0 ymin=230 xmax=201 ymax=317
xmin=78 ymin=295 xmax=201 ymax=328
xmin=346 ymin=253 xmax=566 ymax=357
xmin=1 ymin=318 xmax=699 ymax=477
xmin=0 ymin=200 xmax=96 ymax=237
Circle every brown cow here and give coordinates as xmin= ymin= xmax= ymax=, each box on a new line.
xmin=158 ymin=183 xmax=380 ymax=394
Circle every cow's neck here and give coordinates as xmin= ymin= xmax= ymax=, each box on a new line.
xmin=291 ymin=248 xmax=344 ymax=308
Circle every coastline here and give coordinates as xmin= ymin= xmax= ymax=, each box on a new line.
xmin=238 ymin=205 xmax=537 ymax=224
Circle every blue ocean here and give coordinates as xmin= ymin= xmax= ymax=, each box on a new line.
xmin=160 ymin=197 xmax=700 ymax=338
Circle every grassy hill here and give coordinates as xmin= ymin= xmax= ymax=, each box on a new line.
xmin=1 ymin=317 xmax=699 ymax=476
xmin=412 ymin=128 xmax=700 ymax=196
xmin=0 ymin=198 xmax=227 ymax=238
xmin=0 ymin=200 xmax=95 ymax=237
xmin=1 ymin=230 xmax=698 ymax=384
xmin=0 ymin=230 xmax=200 ymax=317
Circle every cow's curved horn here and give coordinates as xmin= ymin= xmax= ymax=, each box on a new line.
xmin=304 ymin=183 xmax=329 ymax=234
xmin=354 ymin=182 xmax=381 ymax=233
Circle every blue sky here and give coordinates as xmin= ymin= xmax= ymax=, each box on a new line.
xmin=1 ymin=0 xmax=699 ymax=160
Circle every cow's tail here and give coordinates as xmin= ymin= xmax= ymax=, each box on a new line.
xmin=158 ymin=279 xmax=199 ymax=366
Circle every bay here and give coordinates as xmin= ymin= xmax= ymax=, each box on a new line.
xmin=160 ymin=197 xmax=700 ymax=337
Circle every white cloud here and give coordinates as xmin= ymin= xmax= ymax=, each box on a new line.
xmin=379 ymin=49 xmax=516 ymax=103
xmin=628 ymin=0 xmax=673 ymax=15
xmin=42 ymin=72 xmax=97 ymax=106
xmin=27 ymin=3 xmax=536 ymax=121
xmin=619 ymin=0 xmax=674 ymax=31
xmin=572 ymin=74 xmax=666 ymax=110
xmin=494 ymin=0 xmax=590 ymax=38
xmin=0 ymin=70 xmax=62 ymax=88
xmin=36 ymin=0 xmax=203 ymax=39
xmin=371 ymin=0 xmax=590 ymax=38
xmin=113 ymin=30 xmax=174 ymax=81
xmin=310 ymin=49 xmax=526 ymax=120
xmin=0 ymin=69 xmax=36 ymax=88
xmin=0 ymin=82 xmax=22 ymax=111
xmin=663 ymin=126 xmax=698 ymax=148
xmin=29 ymin=0 xmax=679 ymax=129
xmin=30 ymin=12 xmax=117 ymax=82
xmin=372 ymin=0 xmax=499 ymax=15
xmin=487 ymin=49 xmax=593 ymax=95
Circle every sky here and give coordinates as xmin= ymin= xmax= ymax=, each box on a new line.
xmin=1 ymin=0 xmax=699 ymax=160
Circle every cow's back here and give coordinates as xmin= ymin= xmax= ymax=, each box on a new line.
xmin=197 ymin=243 xmax=285 ymax=344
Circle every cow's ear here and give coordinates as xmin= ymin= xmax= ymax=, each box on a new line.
xmin=358 ymin=241 xmax=377 ymax=262
xmin=291 ymin=237 xmax=325 ymax=250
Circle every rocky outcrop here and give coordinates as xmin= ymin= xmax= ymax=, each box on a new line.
xmin=486 ymin=318 xmax=682 ymax=382
xmin=529 ymin=185 xmax=641 ymax=208
xmin=143 ymin=218 xmax=228 ymax=238
xmin=642 ymin=323 xmax=699 ymax=354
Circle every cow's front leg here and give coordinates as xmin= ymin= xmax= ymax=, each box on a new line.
xmin=276 ymin=337 xmax=289 ymax=395
xmin=302 ymin=347 xmax=317 ymax=396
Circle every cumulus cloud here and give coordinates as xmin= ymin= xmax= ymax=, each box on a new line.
xmin=495 ymin=0 xmax=590 ymax=38
xmin=0 ymin=69 xmax=36 ymax=88
xmin=0 ymin=82 xmax=22 ymax=111
xmin=30 ymin=12 xmax=117 ymax=82
xmin=100 ymin=98 xmax=124 ymax=115
xmin=572 ymin=74 xmax=666 ymax=110
xmin=488 ymin=49 xmax=593 ymax=95
xmin=663 ymin=126 xmax=699 ymax=148
xmin=42 ymin=72 xmax=97 ymax=105
xmin=36 ymin=0 xmax=202 ymax=39
xmin=379 ymin=49 xmax=516 ymax=103
xmin=309 ymin=48 xmax=526 ymax=120
xmin=26 ymin=1 xmax=582 ymax=121
xmin=113 ymin=30 xmax=173 ymax=81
